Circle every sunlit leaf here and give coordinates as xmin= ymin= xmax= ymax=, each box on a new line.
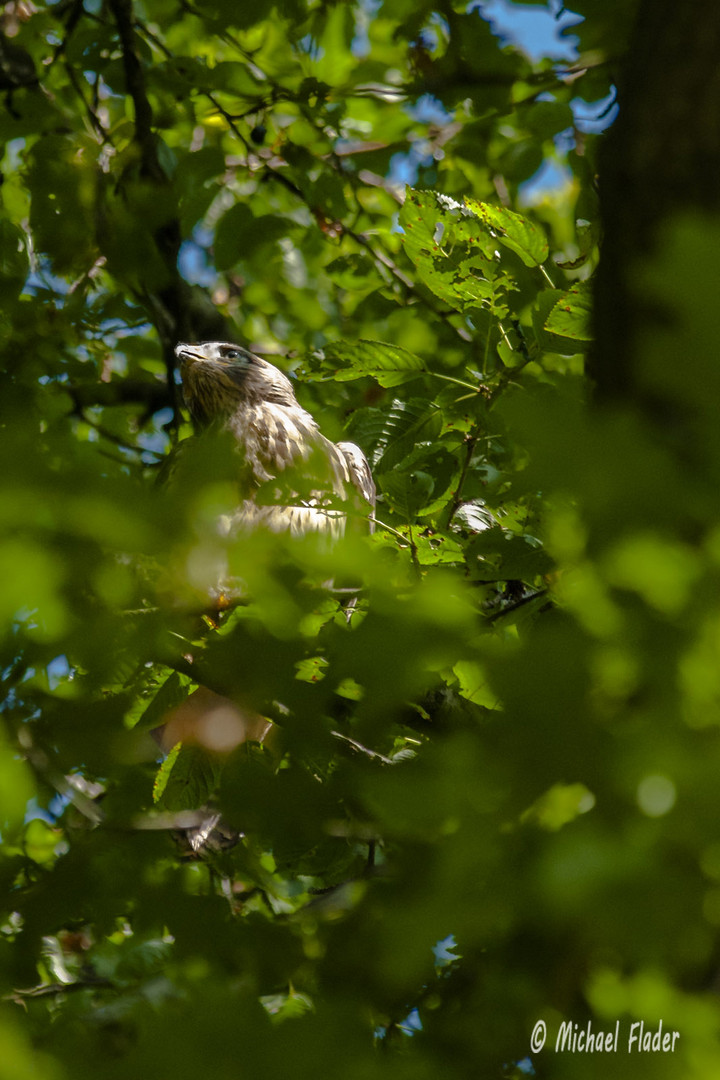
xmin=153 ymin=744 xmax=221 ymax=811
xmin=318 ymin=339 xmax=425 ymax=386
xmin=465 ymin=197 xmax=549 ymax=267
xmin=544 ymin=279 xmax=593 ymax=341
xmin=399 ymin=187 xmax=513 ymax=314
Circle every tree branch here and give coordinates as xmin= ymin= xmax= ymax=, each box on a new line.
xmin=67 ymin=378 xmax=171 ymax=413
xmin=108 ymin=0 xmax=159 ymax=178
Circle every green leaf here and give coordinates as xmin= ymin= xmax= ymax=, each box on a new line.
xmin=465 ymin=198 xmax=549 ymax=268
xmin=522 ymin=782 xmax=595 ymax=830
xmin=545 ymin=279 xmax=594 ymax=341
xmin=378 ymin=469 xmax=435 ymax=519
xmin=495 ymin=138 xmax=544 ymax=182
xmin=371 ymin=399 xmax=443 ymax=471
xmin=453 ymin=660 xmax=499 ymax=709
xmin=0 ymin=218 xmax=29 ymax=298
xmin=175 ymin=147 xmax=225 ymax=234
xmin=23 ymin=819 xmax=62 ymax=865
xmin=214 ymin=204 xmax=287 ymax=270
xmin=0 ymin=737 xmax=34 ymax=831
xmin=324 ymin=254 xmax=382 ymax=292
xmin=406 ymin=530 xmax=465 ymax=565
xmin=261 ymin=989 xmax=314 ymax=1023
xmin=320 ymin=339 xmax=425 ymax=387
xmin=466 ymin=528 xmax=553 ymax=581
xmin=307 ymin=2 xmax=356 ymax=82
xmin=399 ymin=187 xmax=513 ymax=314
xmin=153 ymin=744 xmax=221 ymax=811
xmin=295 ymin=655 xmax=328 ymax=683
xmin=124 ymin=668 xmax=197 ymax=733
xmin=27 ymin=134 xmax=97 ymax=273
xmin=521 ymin=100 xmax=574 ymax=140
xmin=386 ymin=443 xmax=460 ymax=517
xmin=153 ymin=741 xmax=182 ymax=804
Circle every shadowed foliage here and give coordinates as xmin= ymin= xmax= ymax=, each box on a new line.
xmin=2 ymin=1 xmax=720 ymax=1078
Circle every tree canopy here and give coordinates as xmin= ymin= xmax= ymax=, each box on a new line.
xmin=2 ymin=1 xmax=720 ymax=1077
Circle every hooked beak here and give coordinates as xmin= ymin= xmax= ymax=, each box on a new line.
xmin=175 ymin=343 xmax=206 ymax=364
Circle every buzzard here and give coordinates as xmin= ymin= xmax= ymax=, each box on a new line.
xmin=174 ymin=341 xmax=375 ymax=540
xmin=158 ymin=342 xmax=376 ymax=853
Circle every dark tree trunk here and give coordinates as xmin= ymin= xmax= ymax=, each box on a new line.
xmin=594 ymin=0 xmax=720 ymax=405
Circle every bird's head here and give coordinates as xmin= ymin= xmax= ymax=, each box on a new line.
xmin=175 ymin=341 xmax=297 ymax=427
xmin=176 ymin=341 xmax=255 ymax=370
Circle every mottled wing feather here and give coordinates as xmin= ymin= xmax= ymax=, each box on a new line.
xmin=224 ymin=419 xmax=375 ymax=539
xmin=335 ymin=441 xmax=376 ymax=531
xmin=227 ymin=501 xmax=346 ymax=540
xmin=172 ymin=347 xmax=376 ymax=540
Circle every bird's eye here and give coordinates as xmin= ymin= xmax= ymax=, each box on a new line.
xmin=223 ymin=348 xmax=242 ymax=361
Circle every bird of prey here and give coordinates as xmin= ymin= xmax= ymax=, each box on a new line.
xmin=174 ymin=341 xmax=375 ymax=541
xmin=157 ymin=342 xmax=376 ymax=854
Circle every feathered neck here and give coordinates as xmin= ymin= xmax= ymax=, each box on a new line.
xmin=182 ymin=355 xmax=300 ymax=430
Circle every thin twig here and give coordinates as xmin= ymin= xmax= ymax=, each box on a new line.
xmin=330 ymin=731 xmax=393 ymax=764
xmin=427 ymin=371 xmax=486 ymax=393
xmin=16 ymin=729 xmax=105 ymax=827
xmin=369 ymin=515 xmax=410 ymax=547
xmin=5 ymin=977 xmax=113 ymax=1002
xmin=486 ymin=587 xmax=549 ymax=622
xmin=63 ymin=61 xmax=112 ymax=144
xmin=406 ymin=522 xmax=421 ymax=577
xmin=443 ymin=432 xmax=479 ymax=527
xmin=73 ymin=409 xmax=164 ymax=459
